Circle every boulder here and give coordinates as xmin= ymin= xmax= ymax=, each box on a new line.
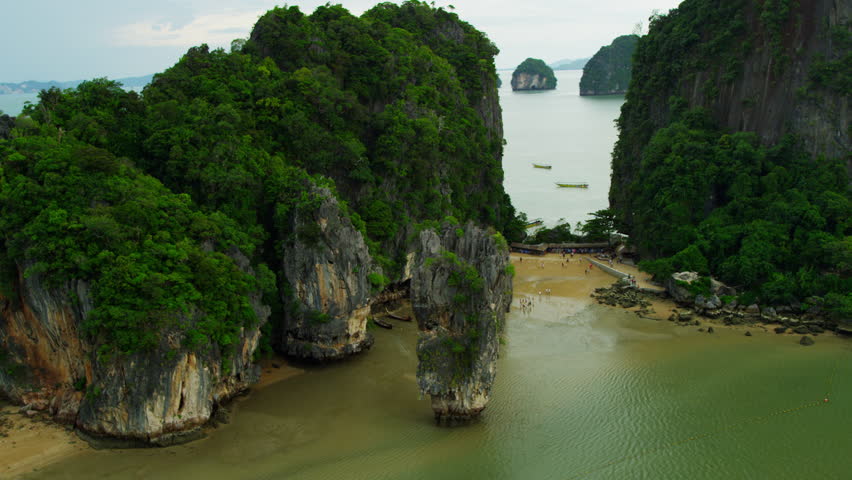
xmin=745 ymin=304 xmax=760 ymax=315
xmin=793 ymin=325 xmax=810 ymax=335
xmin=774 ymin=326 xmax=788 ymax=334
xmin=745 ymin=331 xmax=752 ymax=336
xmin=710 ymin=278 xmax=737 ymax=297
xmin=665 ymin=272 xmax=700 ymax=304
xmin=761 ymin=307 xmax=777 ymax=318
xmin=799 ymin=336 xmax=815 ymax=346
xmin=695 ymin=294 xmax=722 ymax=310
xmin=807 ymin=324 xmax=825 ymax=334
xmin=707 ymin=326 xmax=715 ymax=334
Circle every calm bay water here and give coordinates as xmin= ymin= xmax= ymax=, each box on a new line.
xmin=500 ymin=70 xmax=623 ymax=226
xmin=25 ymin=69 xmax=852 ymax=479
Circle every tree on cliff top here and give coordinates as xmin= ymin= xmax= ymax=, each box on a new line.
xmin=512 ymin=58 xmax=557 ymax=89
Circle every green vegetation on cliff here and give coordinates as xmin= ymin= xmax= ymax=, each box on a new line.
xmin=1 ymin=1 xmax=523 ymax=357
xmin=0 ymin=134 xmax=262 ymax=357
xmin=610 ymin=0 xmax=851 ymax=319
xmin=579 ymin=34 xmax=638 ymax=96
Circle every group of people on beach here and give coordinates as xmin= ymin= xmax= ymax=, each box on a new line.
xmin=518 ymin=296 xmax=535 ymax=314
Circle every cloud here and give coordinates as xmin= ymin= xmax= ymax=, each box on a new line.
xmin=113 ymin=9 xmax=264 ymax=48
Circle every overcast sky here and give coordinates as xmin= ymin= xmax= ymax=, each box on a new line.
xmin=1 ymin=0 xmax=683 ymax=82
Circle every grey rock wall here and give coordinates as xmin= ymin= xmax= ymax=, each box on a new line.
xmin=411 ymin=222 xmax=512 ymax=423
xmin=279 ymin=186 xmax=374 ymax=360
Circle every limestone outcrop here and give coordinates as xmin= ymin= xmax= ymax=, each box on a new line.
xmin=579 ymin=34 xmax=638 ymax=96
xmin=0 ymin=251 xmax=268 ymax=445
xmin=279 ymin=186 xmax=374 ymax=360
xmin=665 ymin=272 xmax=736 ymax=310
xmin=0 ymin=115 xmax=13 ymax=139
xmin=411 ymin=222 xmax=512 ymax=423
xmin=511 ymin=58 xmax=557 ymax=91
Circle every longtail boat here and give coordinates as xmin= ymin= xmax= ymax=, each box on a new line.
xmin=524 ymin=219 xmax=543 ymax=229
xmin=555 ymin=182 xmax=589 ymax=188
xmin=372 ymin=317 xmax=393 ymax=329
xmin=386 ymin=310 xmax=412 ymax=322
xmin=532 ymin=163 xmax=552 ymax=169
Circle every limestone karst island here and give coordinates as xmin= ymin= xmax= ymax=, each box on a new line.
xmin=579 ymin=34 xmax=639 ymax=95
xmin=511 ymin=58 xmax=557 ymax=91
xmin=0 ymin=0 xmax=849 ymax=478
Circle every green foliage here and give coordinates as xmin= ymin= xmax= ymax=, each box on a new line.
xmin=807 ymin=24 xmax=852 ymax=95
xmin=512 ymin=58 xmax=557 ymax=89
xmin=630 ymin=107 xmax=850 ymax=310
xmin=491 ymin=231 xmax=508 ymax=252
xmin=504 ymin=264 xmax=516 ymax=277
xmin=580 ymin=35 xmax=639 ymax=94
xmin=5 ymin=2 xmax=521 ymax=361
xmin=0 ymin=134 xmax=260 ymax=357
xmin=307 ymin=310 xmax=332 ymax=325
xmin=528 ymin=221 xmax=578 ymax=244
xmin=367 ymin=272 xmax=390 ymax=292
xmin=580 ymin=209 xmax=617 ymax=242
xmin=72 ymin=377 xmax=87 ymax=392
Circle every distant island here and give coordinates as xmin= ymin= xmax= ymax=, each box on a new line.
xmin=0 ymin=74 xmax=154 ymax=94
xmin=579 ymin=35 xmax=638 ymax=96
xmin=511 ymin=58 xmax=557 ymax=91
xmin=549 ymin=57 xmax=590 ymax=70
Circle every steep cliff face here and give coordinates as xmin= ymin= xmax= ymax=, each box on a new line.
xmin=0 ymin=251 xmax=268 ymax=445
xmin=279 ymin=186 xmax=374 ymax=360
xmin=579 ymin=34 xmax=638 ymax=96
xmin=612 ymin=0 xmax=850 ymax=225
xmin=0 ymin=115 xmax=12 ymax=139
xmin=511 ymin=73 xmax=551 ymax=90
xmin=411 ymin=223 xmax=512 ymax=423
xmin=511 ymin=58 xmax=557 ymax=91
xmin=0 ymin=267 xmax=90 ymax=421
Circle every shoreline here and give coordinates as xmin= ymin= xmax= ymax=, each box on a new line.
xmin=0 ymin=355 xmax=304 ymax=479
xmin=3 ymin=252 xmax=843 ymax=477
xmin=511 ymin=252 xmax=848 ymax=342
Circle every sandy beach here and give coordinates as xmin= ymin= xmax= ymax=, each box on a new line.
xmin=0 ymin=405 xmax=88 ymax=479
xmin=0 ymin=251 xmax=752 ymax=479
xmin=0 ymin=355 xmax=304 ymax=479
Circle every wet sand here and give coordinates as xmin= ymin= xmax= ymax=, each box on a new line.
xmin=511 ymin=253 xmax=613 ymax=300
xmin=0 ymin=356 xmax=304 ymax=479
xmin=1 ymin=252 xmax=812 ymax=478
xmin=255 ymin=356 xmax=306 ymax=390
xmin=0 ymin=406 xmax=88 ymax=479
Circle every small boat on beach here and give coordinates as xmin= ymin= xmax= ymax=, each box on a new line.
xmin=532 ymin=163 xmax=552 ymax=169
xmin=555 ymin=182 xmax=589 ymax=189
xmin=385 ymin=310 xmax=412 ymax=322
xmin=372 ymin=317 xmax=393 ymax=329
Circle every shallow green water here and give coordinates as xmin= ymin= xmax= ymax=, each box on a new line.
xmin=32 ymin=300 xmax=852 ymax=479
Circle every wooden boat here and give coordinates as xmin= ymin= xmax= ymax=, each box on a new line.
xmin=555 ymin=182 xmax=589 ymax=189
xmin=386 ymin=310 xmax=412 ymax=322
xmin=372 ymin=317 xmax=393 ymax=329
xmin=532 ymin=163 xmax=552 ymax=169
xmin=524 ymin=219 xmax=543 ymax=229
